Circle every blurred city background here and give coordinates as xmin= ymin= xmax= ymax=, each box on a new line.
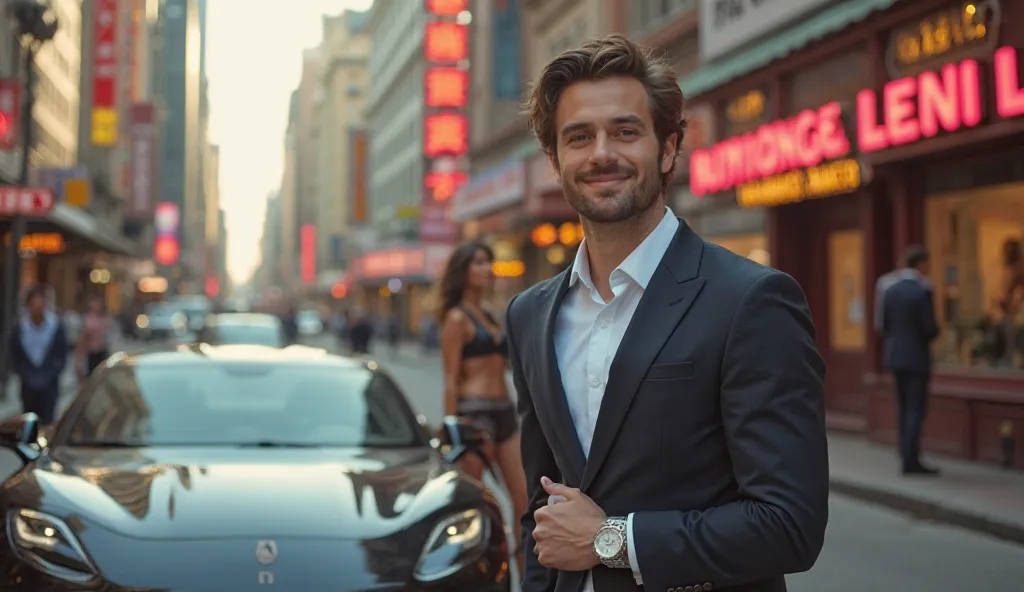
xmin=2 ymin=0 xmax=1024 ymax=588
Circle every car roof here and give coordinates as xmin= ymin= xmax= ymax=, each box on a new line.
xmin=109 ymin=344 xmax=371 ymax=370
xmin=209 ymin=313 xmax=281 ymax=326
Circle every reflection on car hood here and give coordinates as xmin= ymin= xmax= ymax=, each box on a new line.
xmin=10 ymin=446 xmax=470 ymax=541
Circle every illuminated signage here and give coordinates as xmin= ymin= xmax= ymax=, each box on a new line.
xmin=425 ymin=171 xmax=468 ymax=201
xmin=887 ymin=1 xmax=996 ymax=77
xmin=858 ymin=46 xmax=1023 ymax=153
xmin=359 ymin=248 xmax=426 ymax=279
xmin=20 ymin=233 xmax=64 ymax=254
xmin=426 ymin=0 xmax=469 ymax=16
xmin=425 ymin=67 xmax=469 ymax=108
xmin=492 ymin=260 xmax=525 ymax=278
xmin=531 ymin=222 xmax=583 ymax=247
xmin=425 ymin=22 xmax=469 ymax=63
xmin=153 ymin=236 xmax=179 ymax=266
xmin=0 ymin=79 xmax=18 ymax=150
xmin=726 ymin=90 xmax=766 ymax=123
xmin=690 ymin=101 xmax=851 ymax=197
xmin=91 ymin=0 xmax=119 ymax=146
xmin=300 ymin=224 xmax=316 ymax=285
xmin=424 ymin=113 xmax=469 ymax=158
xmin=737 ymin=159 xmax=862 ymax=208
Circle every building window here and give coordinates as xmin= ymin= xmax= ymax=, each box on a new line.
xmin=926 ymin=182 xmax=1024 ymax=372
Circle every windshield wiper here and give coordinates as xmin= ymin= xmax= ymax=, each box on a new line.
xmin=235 ymin=441 xmax=322 ymax=448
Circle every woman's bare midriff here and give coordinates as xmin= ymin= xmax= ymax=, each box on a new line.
xmin=457 ymin=353 xmax=508 ymax=399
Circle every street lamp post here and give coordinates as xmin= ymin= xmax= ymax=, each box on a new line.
xmin=0 ymin=0 xmax=57 ymax=399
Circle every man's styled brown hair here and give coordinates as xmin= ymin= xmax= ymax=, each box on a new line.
xmin=525 ymin=33 xmax=687 ymax=183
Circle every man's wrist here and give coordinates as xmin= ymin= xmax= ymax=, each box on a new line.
xmin=592 ymin=516 xmax=631 ymax=569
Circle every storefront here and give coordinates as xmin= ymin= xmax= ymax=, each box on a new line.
xmin=684 ymin=0 xmax=1024 ymax=467
xmin=351 ymin=244 xmax=453 ymax=335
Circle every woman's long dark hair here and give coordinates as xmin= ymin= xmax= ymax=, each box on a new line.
xmin=437 ymin=240 xmax=494 ymax=322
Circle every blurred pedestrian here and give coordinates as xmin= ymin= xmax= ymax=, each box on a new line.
xmin=879 ymin=245 xmax=940 ymax=475
xmin=348 ymin=307 xmax=372 ymax=354
xmin=280 ymin=304 xmax=299 ymax=345
xmin=438 ymin=240 xmax=527 ymax=574
xmin=75 ymin=295 xmax=115 ymax=381
xmin=8 ymin=285 xmax=68 ymax=424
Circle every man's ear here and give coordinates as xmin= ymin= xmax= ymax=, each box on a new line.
xmin=547 ymin=151 xmax=561 ymax=184
xmin=660 ymin=133 xmax=680 ymax=175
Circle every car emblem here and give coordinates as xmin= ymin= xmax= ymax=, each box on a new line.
xmin=256 ymin=540 xmax=277 ymax=565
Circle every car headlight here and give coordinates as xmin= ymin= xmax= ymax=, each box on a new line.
xmin=7 ymin=509 xmax=97 ymax=583
xmin=136 ymin=314 xmax=149 ymax=329
xmin=414 ymin=508 xmax=488 ymax=582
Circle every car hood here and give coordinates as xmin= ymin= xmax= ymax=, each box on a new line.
xmin=5 ymin=446 xmax=482 ymax=541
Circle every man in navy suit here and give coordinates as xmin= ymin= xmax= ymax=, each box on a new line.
xmin=880 ymin=246 xmax=940 ymax=475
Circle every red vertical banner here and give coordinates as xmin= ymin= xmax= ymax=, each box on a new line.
xmin=91 ymin=0 xmax=119 ymax=146
xmin=0 ymin=79 xmax=20 ymax=150
xmin=128 ymin=103 xmax=156 ymax=219
xmin=301 ymin=224 xmax=317 ymax=285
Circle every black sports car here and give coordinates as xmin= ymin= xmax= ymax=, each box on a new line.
xmin=0 ymin=345 xmax=511 ymax=591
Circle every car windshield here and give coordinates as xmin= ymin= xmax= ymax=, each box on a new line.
xmin=62 ymin=362 xmax=422 ymax=448
xmin=202 ymin=321 xmax=284 ymax=347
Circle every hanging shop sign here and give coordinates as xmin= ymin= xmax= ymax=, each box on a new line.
xmin=690 ymin=46 xmax=1024 ymax=208
xmin=885 ymin=0 xmax=1001 ymax=79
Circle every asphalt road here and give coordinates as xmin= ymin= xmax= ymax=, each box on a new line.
xmin=1 ymin=336 xmax=1022 ymax=590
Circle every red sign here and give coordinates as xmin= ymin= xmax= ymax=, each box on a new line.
xmin=92 ymin=0 xmax=119 ymax=109
xmin=425 ymin=67 xmax=469 ymax=108
xmin=0 ymin=187 xmax=55 ymax=216
xmin=154 ymin=235 xmax=179 ymax=266
xmin=128 ymin=103 xmax=156 ymax=218
xmin=425 ymin=171 xmax=468 ymax=201
xmin=0 ymin=79 xmax=19 ymax=150
xmin=426 ymin=0 xmax=469 ymax=16
xmin=424 ymin=113 xmax=469 ymax=158
xmin=858 ymin=47 xmax=1023 ymax=153
xmin=689 ymin=101 xmax=851 ymax=196
xmin=300 ymin=224 xmax=316 ymax=284
xmin=425 ymin=22 xmax=469 ymax=63
xmin=420 ymin=202 xmax=459 ymax=243
xmin=357 ymin=248 xmax=426 ymax=279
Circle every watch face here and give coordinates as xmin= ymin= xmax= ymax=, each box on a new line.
xmin=594 ymin=528 xmax=623 ymax=558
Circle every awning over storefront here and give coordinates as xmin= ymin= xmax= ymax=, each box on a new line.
xmin=1 ymin=203 xmax=137 ymax=256
xmin=679 ymin=0 xmax=900 ymax=98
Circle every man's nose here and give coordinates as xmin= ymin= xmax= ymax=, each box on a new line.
xmin=588 ymin=133 xmax=618 ymax=165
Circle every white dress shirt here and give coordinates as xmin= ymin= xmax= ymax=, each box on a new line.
xmin=553 ymin=207 xmax=679 ymax=589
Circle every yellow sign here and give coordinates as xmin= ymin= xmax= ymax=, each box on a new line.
xmin=727 ymin=90 xmax=766 ymax=123
xmin=737 ymin=159 xmax=862 ymax=208
xmin=891 ymin=2 xmax=991 ymax=69
xmin=5 ymin=232 xmax=65 ymax=254
xmin=91 ymin=107 xmax=118 ymax=146
xmin=492 ymin=260 xmax=525 ymax=278
xmin=64 ymin=178 xmax=90 ymax=207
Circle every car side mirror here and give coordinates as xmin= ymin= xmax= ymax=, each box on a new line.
xmin=0 ymin=413 xmax=43 ymax=463
xmin=436 ymin=415 xmax=488 ymax=465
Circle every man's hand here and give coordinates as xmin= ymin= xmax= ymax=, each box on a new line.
xmin=532 ymin=476 xmax=605 ymax=571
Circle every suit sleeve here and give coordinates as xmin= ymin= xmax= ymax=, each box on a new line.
xmin=505 ymin=293 xmax=559 ymax=592
xmin=919 ymin=288 xmax=940 ymax=343
xmin=631 ymin=270 xmax=829 ymax=590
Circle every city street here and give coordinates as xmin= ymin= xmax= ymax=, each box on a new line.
xmin=1 ymin=336 xmax=1022 ymax=589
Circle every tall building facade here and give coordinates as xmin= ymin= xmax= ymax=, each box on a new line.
xmin=277 ymin=91 xmax=299 ymax=287
xmin=155 ymin=0 xmax=203 ymax=288
xmin=313 ymin=9 xmax=370 ymax=278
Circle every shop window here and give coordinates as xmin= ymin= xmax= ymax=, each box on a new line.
xmin=926 ymin=183 xmax=1024 ymax=371
xmin=828 ymin=230 xmax=866 ymax=352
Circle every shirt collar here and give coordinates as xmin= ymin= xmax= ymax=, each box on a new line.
xmin=569 ymin=207 xmax=679 ymax=291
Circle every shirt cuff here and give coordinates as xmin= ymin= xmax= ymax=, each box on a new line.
xmin=626 ymin=513 xmax=642 ymax=585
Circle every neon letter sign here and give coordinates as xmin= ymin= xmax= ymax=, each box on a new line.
xmin=857 ymin=57 xmax=983 ymax=153
xmin=995 ymin=46 xmax=1024 ymax=119
xmin=689 ymin=101 xmax=850 ymax=197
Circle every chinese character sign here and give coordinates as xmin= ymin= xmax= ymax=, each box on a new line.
xmin=425 ymin=67 xmax=469 ymax=108
xmin=426 ymin=0 xmax=469 ymax=16
xmin=425 ymin=171 xmax=469 ymax=201
xmin=92 ymin=0 xmax=119 ymax=146
xmin=425 ymin=22 xmax=469 ymax=63
xmin=424 ymin=113 xmax=468 ymax=158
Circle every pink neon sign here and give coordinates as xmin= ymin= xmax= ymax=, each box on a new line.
xmin=858 ymin=46 xmax=1024 ymax=153
xmin=689 ymin=101 xmax=851 ymax=197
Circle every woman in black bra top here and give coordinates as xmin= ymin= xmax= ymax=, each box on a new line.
xmin=438 ymin=240 xmax=527 ymax=572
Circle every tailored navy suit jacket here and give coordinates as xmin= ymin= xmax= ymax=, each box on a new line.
xmin=506 ymin=219 xmax=829 ymax=592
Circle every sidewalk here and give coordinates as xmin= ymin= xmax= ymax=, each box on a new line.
xmin=827 ymin=432 xmax=1024 ymax=545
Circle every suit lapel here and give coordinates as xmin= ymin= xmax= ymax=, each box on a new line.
xmin=580 ymin=221 xmax=707 ymax=492
xmin=537 ymin=269 xmax=587 ymax=484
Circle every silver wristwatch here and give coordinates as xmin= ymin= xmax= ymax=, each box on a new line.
xmin=592 ymin=517 xmax=630 ymax=569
